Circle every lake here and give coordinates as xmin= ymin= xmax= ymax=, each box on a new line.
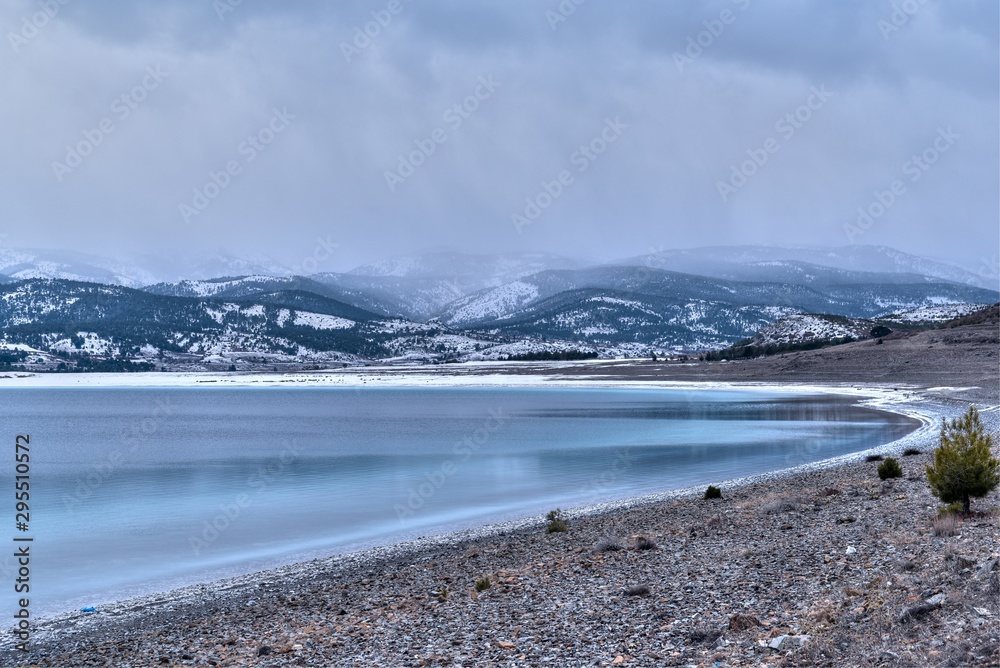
xmin=0 ymin=385 xmax=918 ymax=618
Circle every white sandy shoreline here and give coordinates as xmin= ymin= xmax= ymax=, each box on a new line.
xmin=0 ymin=365 xmax=970 ymax=398
xmin=9 ymin=375 xmax=992 ymax=653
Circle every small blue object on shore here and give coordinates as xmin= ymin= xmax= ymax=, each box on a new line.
xmin=81 ymin=607 xmax=96 ymax=613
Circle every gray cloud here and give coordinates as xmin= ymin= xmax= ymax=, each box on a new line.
xmin=0 ymin=0 xmax=996 ymax=273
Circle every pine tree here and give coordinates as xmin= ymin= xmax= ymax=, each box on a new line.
xmin=926 ymin=406 xmax=1000 ymax=513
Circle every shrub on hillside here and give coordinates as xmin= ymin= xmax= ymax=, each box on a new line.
xmin=926 ymin=406 xmax=1000 ymax=513
xmin=878 ymin=457 xmax=903 ymax=480
xmin=545 ymin=509 xmax=568 ymax=533
xmin=703 ymin=485 xmax=722 ymax=500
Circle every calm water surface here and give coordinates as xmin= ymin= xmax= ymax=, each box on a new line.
xmin=0 ymin=386 xmax=918 ymax=617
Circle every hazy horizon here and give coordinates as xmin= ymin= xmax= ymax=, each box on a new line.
xmin=2 ymin=1 xmax=997 ymax=276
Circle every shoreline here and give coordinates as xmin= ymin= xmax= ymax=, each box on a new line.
xmin=8 ymin=379 xmax=990 ymax=663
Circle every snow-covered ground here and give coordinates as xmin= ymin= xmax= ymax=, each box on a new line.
xmin=881 ymin=303 xmax=990 ymax=323
xmin=751 ymin=314 xmax=869 ymax=346
xmin=0 ymin=364 xmax=960 ymax=405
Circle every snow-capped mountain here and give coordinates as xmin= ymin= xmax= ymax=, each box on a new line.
xmin=0 ymin=245 xmax=996 ymax=368
xmin=0 ymin=248 xmax=159 ymax=287
xmin=309 ymin=273 xmax=469 ymax=321
xmin=0 ymin=279 xmax=508 ymax=368
xmin=437 ymin=265 xmax=997 ymax=328
xmin=0 ymin=248 xmax=294 ymax=287
xmin=348 ymin=251 xmax=586 ymax=291
xmin=128 ymin=250 xmax=295 ymax=283
xmin=618 ymin=245 xmax=995 ymax=290
xmin=470 ymin=288 xmax=800 ymax=350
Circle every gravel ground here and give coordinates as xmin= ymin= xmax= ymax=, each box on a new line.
xmin=6 ymin=317 xmax=999 ymax=667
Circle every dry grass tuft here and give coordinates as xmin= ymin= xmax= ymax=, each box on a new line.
xmin=933 ymin=514 xmax=958 ymax=537
xmin=688 ymin=625 xmax=722 ymax=645
xmin=633 ymin=536 xmax=657 ymax=551
xmin=758 ymin=492 xmax=805 ymax=514
xmin=592 ymin=538 xmax=623 ymax=553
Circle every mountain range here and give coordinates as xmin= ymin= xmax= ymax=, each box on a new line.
xmin=0 ymin=245 xmax=995 ymax=370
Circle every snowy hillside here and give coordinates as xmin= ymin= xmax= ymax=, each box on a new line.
xmin=620 ymin=245 xmax=994 ymax=290
xmin=348 ymin=251 xmax=585 ymax=291
xmin=437 ymin=265 xmax=996 ymax=328
xmin=880 ymin=303 xmax=991 ymax=323
xmin=748 ymin=314 xmax=873 ymax=347
xmin=0 ymin=248 xmax=294 ymax=287
xmin=0 ymin=248 xmax=158 ymax=287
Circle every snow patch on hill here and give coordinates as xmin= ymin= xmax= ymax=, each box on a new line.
xmin=445 ymin=281 xmax=540 ymax=325
xmin=751 ymin=314 xmax=870 ymax=346
xmin=292 ymin=311 xmax=355 ymax=330
xmin=881 ymin=303 xmax=990 ymax=323
xmin=168 ymin=276 xmax=290 ymax=298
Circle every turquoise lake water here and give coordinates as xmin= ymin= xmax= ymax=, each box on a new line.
xmin=0 ymin=386 xmax=918 ymax=618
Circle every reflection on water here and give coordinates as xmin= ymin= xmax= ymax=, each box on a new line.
xmin=0 ymin=386 xmax=917 ymax=617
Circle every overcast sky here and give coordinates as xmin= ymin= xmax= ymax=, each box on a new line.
xmin=1 ymin=0 xmax=997 ymax=273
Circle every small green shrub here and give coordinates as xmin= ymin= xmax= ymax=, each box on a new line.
xmin=926 ymin=406 xmax=1000 ymax=513
xmin=545 ymin=509 xmax=569 ymax=533
xmin=878 ymin=457 xmax=903 ymax=480
xmin=474 ymin=577 xmax=491 ymax=592
xmin=937 ymin=501 xmax=964 ymax=517
xmin=703 ymin=485 xmax=722 ymax=500
xmin=869 ymin=325 xmax=892 ymax=338
xmin=902 ymin=448 xmax=922 ymax=456
xmin=866 ymin=454 xmax=884 ymax=462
